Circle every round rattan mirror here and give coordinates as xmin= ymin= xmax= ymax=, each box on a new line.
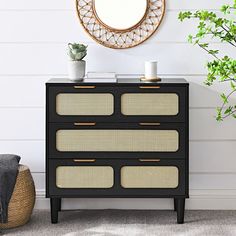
xmin=76 ymin=0 xmax=165 ymax=49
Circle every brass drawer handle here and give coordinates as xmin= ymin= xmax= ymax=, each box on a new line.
xmin=139 ymin=159 xmax=161 ymax=162
xmin=74 ymin=85 xmax=96 ymax=89
xmin=139 ymin=123 xmax=161 ymax=126
xmin=74 ymin=122 xmax=96 ymax=126
xmin=139 ymin=86 xmax=160 ymax=89
xmin=73 ymin=159 xmax=96 ymax=163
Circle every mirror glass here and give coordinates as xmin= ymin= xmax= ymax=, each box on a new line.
xmin=94 ymin=0 xmax=148 ymax=30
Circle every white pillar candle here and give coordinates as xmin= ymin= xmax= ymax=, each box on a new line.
xmin=145 ymin=61 xmax=157 ymax=79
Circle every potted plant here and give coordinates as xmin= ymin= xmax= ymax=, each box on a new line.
xmin=68 ymin=43 xmax=87 ymax=81
xmin=178 ymin=1 xmax=236 ymax=120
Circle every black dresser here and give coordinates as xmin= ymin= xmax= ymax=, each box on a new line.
xmin=46 ymin=78 xmax=189 ymax=224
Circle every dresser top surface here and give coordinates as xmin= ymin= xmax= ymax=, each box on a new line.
xmin=47 ymin=78 xmax=188 ymax=85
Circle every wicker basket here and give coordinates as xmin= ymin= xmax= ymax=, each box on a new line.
xmin=0 ymin=165 xmax=35 ymax=229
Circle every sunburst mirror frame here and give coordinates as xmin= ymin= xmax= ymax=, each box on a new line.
xmin=76 ymin=0 xmax=165 ymax=49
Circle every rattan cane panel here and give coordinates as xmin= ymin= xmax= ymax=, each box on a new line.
xmin=121 ymin=93 xmax=179 ymax=115
xmin=121 ymin=166 xmax=179 ymax=188
xmin=56 ymin=130 xmax=179 ymax=152
xmin=56 ymin=166 xmax=114 ymax=188
xmin=56 ymin=93 xmax=114 ymax=115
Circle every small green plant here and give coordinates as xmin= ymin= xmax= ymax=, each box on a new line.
xmin=68 ymin=43 xmax=87 ymax=61
xmin=178 ymin=1 xmax=236 ymax=121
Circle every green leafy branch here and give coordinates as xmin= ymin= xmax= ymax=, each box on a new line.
xmin=179 ymin=0 xmax=236 ymax=121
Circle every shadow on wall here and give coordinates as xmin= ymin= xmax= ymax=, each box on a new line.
xmin=189 ymin=81 xmax=236 ymax=108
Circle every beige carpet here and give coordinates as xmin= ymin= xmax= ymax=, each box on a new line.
xmin=1 ymin=210 xmax=236 ymax=236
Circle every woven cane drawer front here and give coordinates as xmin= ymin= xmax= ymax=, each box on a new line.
xmin=56 ymin=129 xmax=179 ymax=152
xmin=121 ymin=93 xmax=179 ymax=116
xmin=121 ymin=166 xmax=179 ymax=188
xmin=56 ymin=93 xmax=114 ymax=116
xmin=56 ymin=166 xmax=114 ymax=188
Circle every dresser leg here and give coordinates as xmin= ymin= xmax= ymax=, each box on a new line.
xmin=174 ymin=198 xmax=177 ymax=211
xmin=58 ymin=198 xmax=62 ymax=211
xmin=50 ymin=198 xmax=59 ymax=224
xmin=176 ymin=198 xmax=185 ymax=224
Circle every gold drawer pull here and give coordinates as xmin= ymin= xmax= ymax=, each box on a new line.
xmin=139 ymin=86 xmax=160 ymax=89
xmin=74 ymin=122 xmax=96 ymax=126
xmin=139 ymin=159 xmax=161 ymax=162
xmin=74 ymin=85 xmax=96 ymax=89
xmin=139 ymin=123 xmax=161 ymax=126
xmin=73 ymin=159 xmax=96 ymax=163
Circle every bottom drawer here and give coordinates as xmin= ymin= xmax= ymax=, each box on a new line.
xmin=47 ymin=159 xmax=187 ymax=198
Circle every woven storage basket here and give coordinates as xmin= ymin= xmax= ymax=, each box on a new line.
xmin=0 ymin=165 xmax=35 ymax=229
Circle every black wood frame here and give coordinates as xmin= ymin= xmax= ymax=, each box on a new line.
xmin=46 ymin=79 xmax=189 ymax=224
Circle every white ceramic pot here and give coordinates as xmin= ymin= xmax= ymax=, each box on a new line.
xmin=68 ymin=60 xmax=86 ymax=81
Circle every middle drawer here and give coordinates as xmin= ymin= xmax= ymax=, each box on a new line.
xmin=48 ymin=123 xmax=186 ymax=159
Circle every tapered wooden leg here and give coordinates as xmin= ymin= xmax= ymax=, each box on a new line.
xmin=50 ymin=198 xmax=59 ymax=224
xmin=57 ymin=198 xmax=62 ymax=212
xmin=174 ymin=198 xmax=177 ymax=211
xmin=176 ymin=198 xmax=185 ymax=224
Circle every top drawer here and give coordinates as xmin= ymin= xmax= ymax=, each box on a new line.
xmin=47 ymin=84 xmax=188 ymax=122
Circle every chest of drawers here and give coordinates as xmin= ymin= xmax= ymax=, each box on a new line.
xmin=46 ymin=78 xmax=189 ymax=224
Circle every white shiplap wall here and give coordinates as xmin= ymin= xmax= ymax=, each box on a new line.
xmin=1 ymin=0 xmax=236 ymax=210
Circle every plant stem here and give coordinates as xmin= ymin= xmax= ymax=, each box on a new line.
xmin=221 ymin=109 xmax=236 ymax=119
xmin=220 ymin=78 xmax=236 ymax=82
xmin=197 ymin=43 xmax=220 ymax=60
xmin=219 ymin=89 xmax=236 ymax=113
